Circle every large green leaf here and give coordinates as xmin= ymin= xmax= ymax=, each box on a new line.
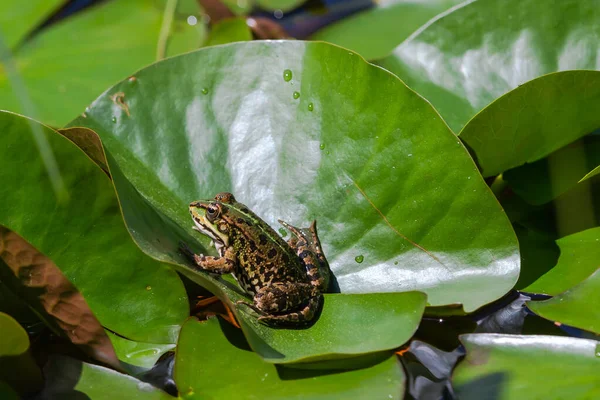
xmin=378 ymin=0 xmax=600 ymax=134
xmin=0 ymin=0 xmax=63 ymax=49
xmin=580 ymin=164 xmax=600 ymax=182
xmin=0 ymin=0 xmax=205 ymax=127
xmin=528 ymin=269 xmax=600 ymax=334
xmin=174 ymin=317 xmax=406 ymax=399
xmin=310 ymin=0 xmax=465 ymax=60
xmin=39 ymin=355 xmax=173 ymax=399
xmin=524 ymin=227 xmax=600 ymax=295
xmin=0 ymin=312 xmax=43 ymax=396
xmin=453 ymin=334 xmax=600 ymax=399
xmin=70 ymin=41 xmax=518 ymax=315
xmin=0 ymin=111 xmax=188 ymax=343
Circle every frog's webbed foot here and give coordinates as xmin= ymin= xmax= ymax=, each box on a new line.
xmin=180 ymin=241 xmax=237 ymax=275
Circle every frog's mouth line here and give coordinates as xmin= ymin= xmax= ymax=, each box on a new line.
xmin=192 ymin=216 xmax=227 ymax=256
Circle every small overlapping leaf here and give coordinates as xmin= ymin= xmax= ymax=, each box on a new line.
xmin=175 ymin=317 xmax=406 ymax=399
xmin=524 ymin=227 xmax=600 ymax=295
xmin=0 ymin=111 xmax=188 ymax=344
xmin=453 ymin=334 xmax=600 ymax=399
xmin=528 ymin=269 xmax=600 ymax=334
xmin=310 ymin=0 xmax=465 ymax=60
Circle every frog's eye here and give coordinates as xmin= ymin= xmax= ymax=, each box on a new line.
xmin=206 ymin=204 xmax=221 ymax=222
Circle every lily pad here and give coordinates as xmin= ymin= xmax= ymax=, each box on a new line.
xmin=205 ymin=17 xmax=252 ymax=47
xmin=528 ymin=269 xmax=600 ymax=335
xmin=69 ymin=41 xmax=518 ymax=319
xmin=174 ymin=317 xmax=406 ymax=399
xmin=0 ymin=0 xmax=205 ymax=127
xmin=453 ymin=334 xmax=600 ymax=400
xmin=310 ymin=0 xmax=465 ymax=60
xmin=106 ymin=331 xmax=176 ymax=369
xmin=0 ymin=111 xmax=188 ymax=344
xmin=524 ymin=227 xmax=600 ymax=295
xmin=378 ymin=0 xmax=600 ymax=134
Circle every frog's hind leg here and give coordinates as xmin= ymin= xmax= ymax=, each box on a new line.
xmin=258 ymin=296 xmax=322 ymax=326
xmin=278 ymin=220 xmax=330 ymax=292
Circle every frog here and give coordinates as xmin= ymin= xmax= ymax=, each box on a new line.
xmin=184 ymin=192 xmax=330 ymax=326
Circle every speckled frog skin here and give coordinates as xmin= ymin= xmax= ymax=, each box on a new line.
xmin=187 ymin=192 xmax=330 ymax=326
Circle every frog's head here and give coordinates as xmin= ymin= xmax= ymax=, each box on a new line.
xmin=189 ymin=192 xmax=236 ymax=246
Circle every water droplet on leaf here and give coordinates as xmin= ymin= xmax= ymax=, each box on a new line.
xmin=278 ymin=227 xmax=288 ymax=237
xmin=283 ymin=69 xmax=292 ymax=82
xmin=111 ymin=117 xmax=117 ymax=123
xmin=355 ymin=255 xmax=364 ymax=263
xmin=146 ymin=285 xmax=152 ymax=291
xmin=308 ymin=102 xmax=314 ymax=111
xmin=319 ymin=143 xmax=325 ymax=150
xmin=201 ymin=88 xmax=209 ymax=95
xmin=293 ymin=91 xmax=300 ymax=99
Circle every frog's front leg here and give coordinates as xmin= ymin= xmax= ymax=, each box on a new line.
xmin=189 ymin=245 xmax=237 ymax=275
xmin=236 ymin=282 xmax=321 ymax=324
xmin=278 ymin=220 xmax=330 ymax=292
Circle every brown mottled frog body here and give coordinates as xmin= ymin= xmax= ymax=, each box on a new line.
xmin=187 ymin=192 xmax=330 ymax=326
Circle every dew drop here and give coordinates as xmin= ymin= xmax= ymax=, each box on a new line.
xmin=319 ymin=143 xmax=325 ymax=150
xmin=274 ymin=9 xmax=283 ymax=19
xmin=283 ymin=69 xmax=292 ymax=82
xmin=394 ymin=261 xmax=398 ymax=265
xmin=308 ymin=102 xmax=314 ymax=111
xmin=326 ymin=150 xmax=330 ymax=155
xmin=293 ymin=91 xmax=300 ymax=99
xmin=278 ymin=227 xmax=288 ymax=237
xmin=407 ymin=154 xmax=412 ymax=157
xmin=201 ymin=87 xmax=209 ymax=95
xmin=355 ymin=255 xmax=364 ymax=263
xmin=146 ymin=285 xmax=152 ymax=291
xmin=111 ymin=117 xmax=117 ymax=123
xmin=128 ymin=76 xmax=137 ymax=83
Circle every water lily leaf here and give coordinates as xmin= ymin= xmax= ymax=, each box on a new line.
xmin=0 ymin=0 xmax=63 ymax=49
xmin=69 ymin=41 xmax=518 ymax=321
xmin=0 ymin=111 xmax=188 ymax=344
xmin=0 ymin=312 xmax=43 ymax=396
xmin=39 ymin=355 xmax=173 ymax=399
xmin=0 ymin=0 xmax=205 ymax=127
xmin=528 ymin=269 xmax=600 ymax=334
xmin=378 ymin=0 xmax=600 ymax=135
xmin=310 ymin=0 xmax=465 ymax=60
xmin=504 ymin=135 xmax=600 ymax=205
xmin=453 ymin=334 xmax=600 ymax=400
xmin=174 ymin=317 xmax=406 ymax=399
xmin=524 ymin=227 xmax=600 ymax=295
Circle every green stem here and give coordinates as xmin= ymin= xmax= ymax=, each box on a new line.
xmin=157 ymin=0 xmax=178 ymax=60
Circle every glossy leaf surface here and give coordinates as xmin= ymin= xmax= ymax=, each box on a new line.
xmin=580 ymin=164 xmax=600 ymax=182
xmin=524 ymin=227 xmax=600 ymax=295
xmin=528 ymin=269 xmax=600 ymax=334
xmin=453 ymin=334 xmax=600 ymax=400
xmin=70 ymin=41 xmax=518 ymax=321
xmin=40 ymin=355 xmax=173 ymax=399
xmin=0 ymin=111 xmax=188 ymax=343
xmin=174 ymin=317 xmax=406 ymax=399
xmin=0 ymin=0 xmax=205 ymax=127
xmin=310 ymin=0 xmax=465 ymax=60
xmin=378 ymin=0 xmax=600 ymax=134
